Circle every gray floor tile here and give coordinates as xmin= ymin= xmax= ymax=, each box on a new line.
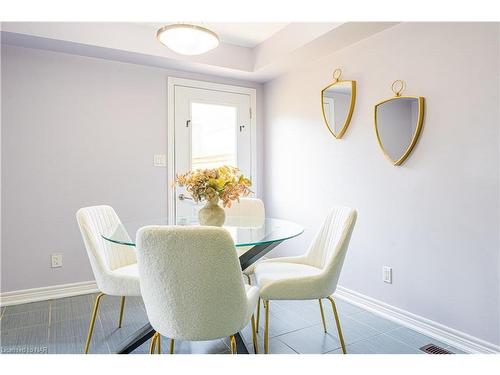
xmin=49 ymin=316 xmax=108 ymax=354
xmin=326 ymin=347 xmax=344 ymax=354
xmin=52 ymin=315 xmax=99 ymax=341
xmin=386 ymin=327 xmax=449 ymax=350
xmin=50 ymin=294 xmax=93 ymax=310
xmin=222 ymin=336 xmax=253 ymax=354
xmin=445 ymin=345 xmax=467 ymax=354
xmin=257 ymin=303 xmax=314 ymax=338
xmin=48 ymin=336 xmax=108 ymax=354
xmin=348 ymin=311 xmax=401 ymax=333
xmin=337 ymin=334 xmax=422 ymax=354
xmin=249 ymin=329 xmax=297 ymax=354
xmin=98 ymin=295 xmax=145 ymax=312
xmin=267 ymin=338 xmax=298 ymax=354
xmin=277 ymin=324 xmax=342 ymax=354
xmin=228 ymin=326 xmax=293 ymax=354
xmin=332 ymin=299 xmax=367 ymax=317
xmin=51 ymin=303 xmax=94 ymax=324
xmin=1 ymin=292 xmax=468 ymax=355
xmin=100 ymin=304 xmax=148 ymax=327
xmin=135 ymin=336 xmax=229 ymax=355
xmin=224 ymin=331 xmax=295 ymax=354
xmin=238 ymin=320 xmax=259 ymax=345
xmin=275 ymin=300 xmax=326 ymax=327
xmin=273 ymin=299 xmax=317 ymax=311
xmin=171 ymin=337 xmax=231 ymax=354
xmin=265 ymin=299 xmax=365 ymax=327
xmin=272 ymin=299 xmax=360 ymax=328
xmin=276 ymin=316 xmax=380 ymax=354
xmin=49 ymin=337 xmax=109 ymax=354
xmin=3 ymin=300 xmax=50 ymax=315
xmin=99 ymin=306 xmax=149 ymax=353
xmin=0 ymin=324 xmax=49 ymax=354
xmin=1 ymin=309 xmax=50 ymax=330
xmin=247 ymin=337 xmax=298 ymax=354
xmin=129 ymin=339 xmax=153 ymax=354
xmin=326 ymin=316 xmax=381 ymax=345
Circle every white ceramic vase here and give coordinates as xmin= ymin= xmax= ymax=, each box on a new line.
xmin=198 ymin=197 xmax=226 ymax=226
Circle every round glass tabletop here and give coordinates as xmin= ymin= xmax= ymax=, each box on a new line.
xmin=101 ymin=216 xmax=304 ymax=248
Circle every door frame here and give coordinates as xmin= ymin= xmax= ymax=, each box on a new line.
xmin=167 ymin=77 xmax=258 ymax=224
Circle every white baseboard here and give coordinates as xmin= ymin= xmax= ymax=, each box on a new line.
xmin=0 ymin=281 xmax=99 ymax=307
xmin=335 ymin=286 xmax=500 ymax=354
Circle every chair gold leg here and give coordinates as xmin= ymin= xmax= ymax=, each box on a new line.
xmin=327 ymin=296 xmax=346 ymax=354
xmin=245 ymin=273 xmax=252 ymax=285
xmin=229 ymin=335 xmax=237 ymax=354
xmin=118 ymin=296 xmax=126 ymax=328
xmin=263 ymin=300 xmax=270 ymax=354
xmin=169 ymin=339 xmax=175 ymax=354
xmin=149 ymin=333 xmax=155 ymax=353
xmin=256 ymin=297 xmax=261 ymax=333
xmin=157 ymin=333 xmax=161 ymax=354
xmin=251 ymin=314 xmax=259 ymax=354
xmin=149 ymin=332 xmax=159 ymax=354
xmin=84 ymin=292 xmax=105 ymax=354
xmin=148 ymin=332 xmax=154 ymax=354
xmin=318 ymin=299 xmax=327 ymax=333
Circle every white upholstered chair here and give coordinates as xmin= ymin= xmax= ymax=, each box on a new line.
xmin=254 ymin=206 xmax=357 ymax=354
xmin=76 ymin=205 xmax=141 ymax=353
xmin=136 ymin=226 xmax=259 ymax=354
xmin=224 ymin=198 xmax=266 ymax=284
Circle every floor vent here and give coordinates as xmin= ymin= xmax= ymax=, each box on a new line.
xmin=420 ymin=344 xmax=453 ymax=354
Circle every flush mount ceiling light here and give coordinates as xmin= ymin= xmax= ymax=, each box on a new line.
xmin=156 ymin=24 xmax=220 ymax=56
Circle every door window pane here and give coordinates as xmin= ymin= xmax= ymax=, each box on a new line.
xmin=191 ymin=102 xmax=237 ymax=170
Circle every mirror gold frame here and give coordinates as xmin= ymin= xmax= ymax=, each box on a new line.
xmin=321 ymin=69 xmax=356 ymax=139
xmin=374 ymin=80 xmax=425 ymax=166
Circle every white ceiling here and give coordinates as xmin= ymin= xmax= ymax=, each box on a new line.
xmin=1 ymin=22 xmax=399 ymax=82
xmin=144 ymin=22 xmax=289 ymax=48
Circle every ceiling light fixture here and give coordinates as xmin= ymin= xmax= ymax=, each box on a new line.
xmin=156 ymin=24 xmax=220 ymax=56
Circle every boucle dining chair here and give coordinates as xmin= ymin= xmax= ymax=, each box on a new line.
xmin=254 ymin=206 xmax=357 ymax=354
xmin=224 ymin=197 xmax=266 ymax=284
xmin=136 ymin=226 xmax=259 ymax=354
xmin=76 ymin=205 xmax=141 ymax=354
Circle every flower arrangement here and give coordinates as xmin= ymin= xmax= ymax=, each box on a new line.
xmin=175 ymin=165 xmax=252 ymax=208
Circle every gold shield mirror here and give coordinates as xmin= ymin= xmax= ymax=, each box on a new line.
xmin=374 ymin=80 xmax=425 ymax=166
xmin=321 ymin=69 xmax=356 ymax=139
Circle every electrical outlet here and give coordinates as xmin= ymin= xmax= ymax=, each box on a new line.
xmin=383 ymin=266 xmax=392 ymax=283
xmin=153 ymin=154 xmax=166 ymax=167
xmin=51 ymin=254 xmax=63 ymax=268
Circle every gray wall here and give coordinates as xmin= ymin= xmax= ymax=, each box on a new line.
xmin=0 ymin=44 xmax=263 ymax=292
xmin=263 ymin=23 xmax=499 ymax=345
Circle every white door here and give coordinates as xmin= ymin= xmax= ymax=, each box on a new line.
xmin=173 ymin=84 xmax=253 ymax=222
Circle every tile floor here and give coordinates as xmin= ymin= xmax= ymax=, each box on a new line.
xmin=0 ymin=293 xmax=466 ymax=354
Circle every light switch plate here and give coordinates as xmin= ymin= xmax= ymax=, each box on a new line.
xmin=383 ymin=266 xmax=392 ymax=283
xmin=154 ymin=154 xmax=166 ymax=167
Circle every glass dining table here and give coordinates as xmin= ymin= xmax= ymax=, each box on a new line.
xmin=101 ymin=215 xmax=304 ymax=354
